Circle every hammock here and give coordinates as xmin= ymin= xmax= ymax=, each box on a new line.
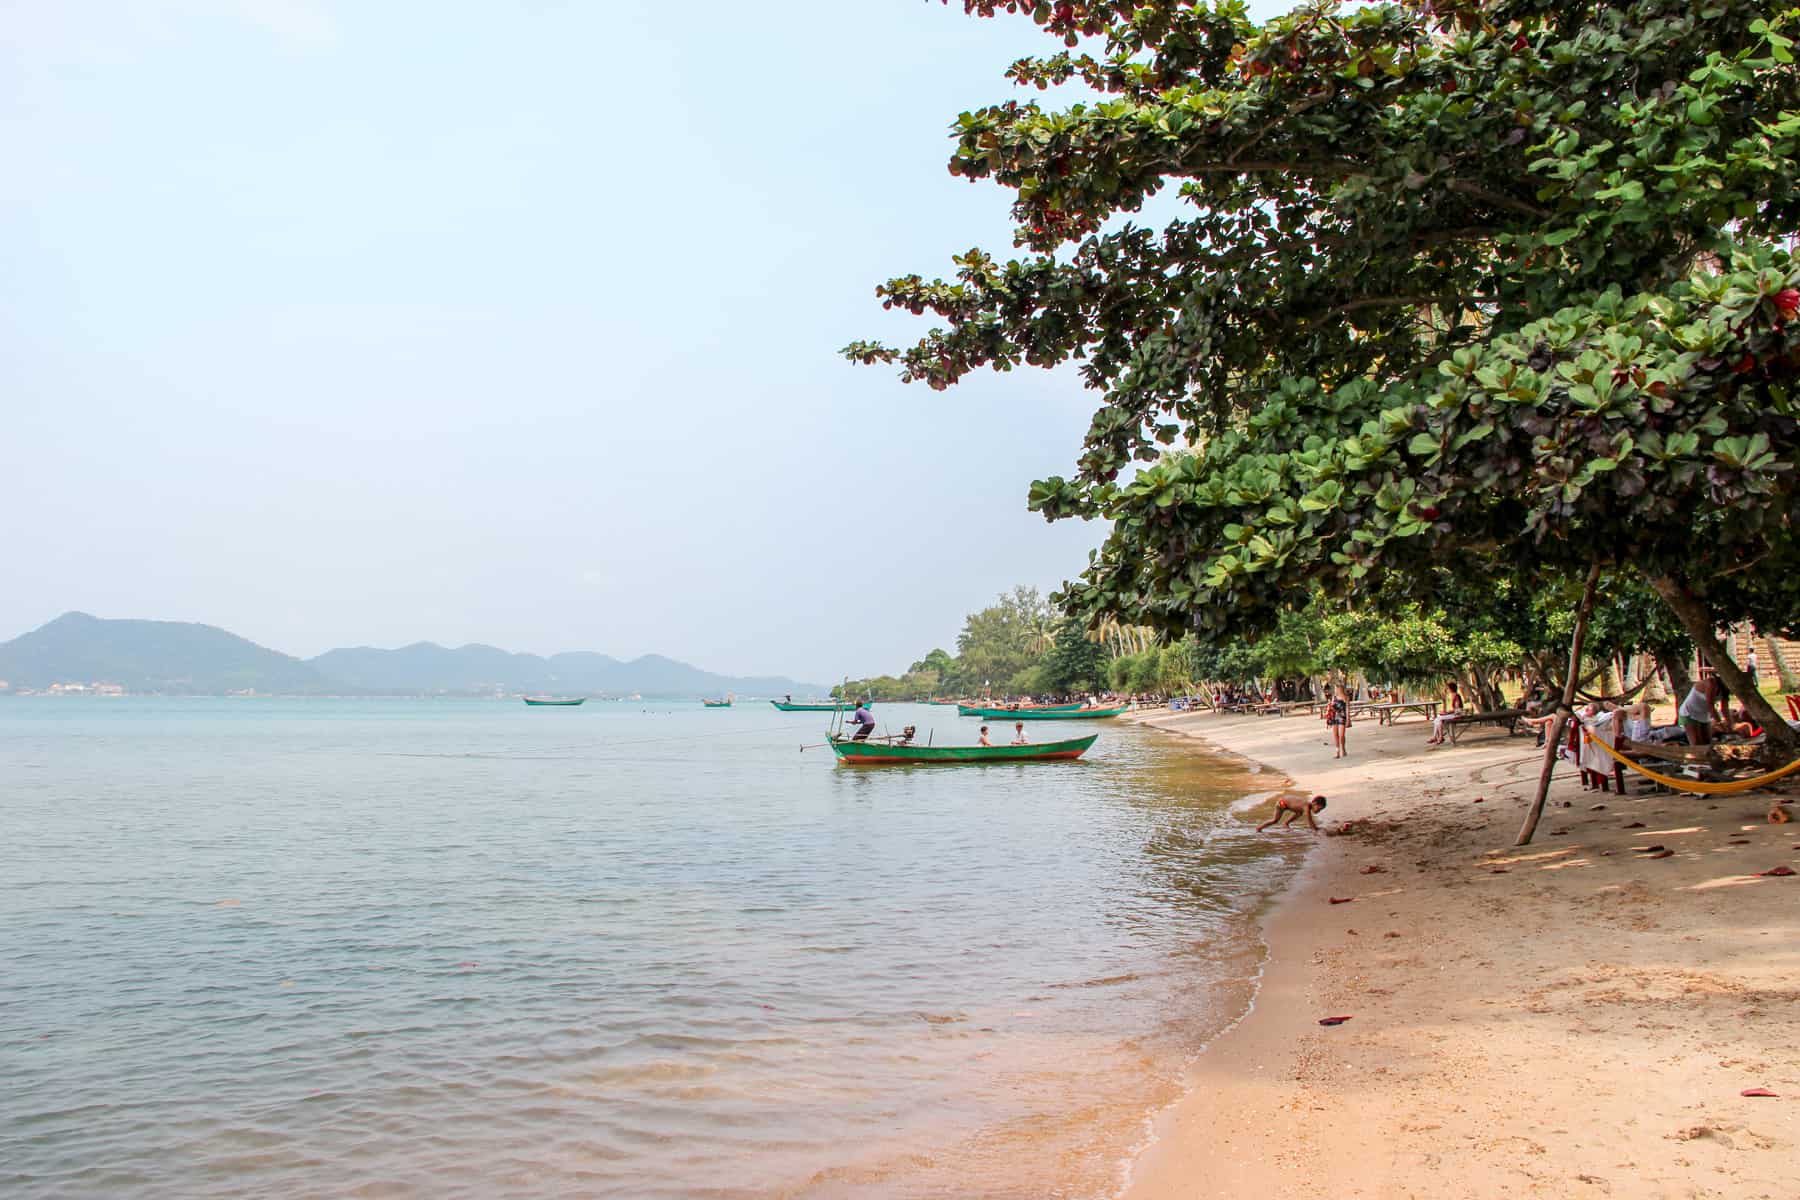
xmin=1575 ymin=673 xmax=1655 ymax=705
xmin=1580 ymin=727 xmax=1800 ymax=795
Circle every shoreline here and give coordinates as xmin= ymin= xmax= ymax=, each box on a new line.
xmin=1113 ymin=707 xmax=1799 ymax=1198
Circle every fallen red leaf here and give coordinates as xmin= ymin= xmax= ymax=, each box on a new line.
xmin=1757 ymin=865 xmax=1795 ymax=877
xmin=1318 ymin=1016 xmax=1352 ymax=1026
xmin=1329 ymin=896 xmax=1354 ymax=904
xmin=1741 ymin=1087 xmax=1778 ymax=1097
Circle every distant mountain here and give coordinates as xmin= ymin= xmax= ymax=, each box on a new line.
xmin=0 ymin=613 xmax=824 ymax=697
xmin=0 ymin=612 xmax=328 ymax=694
xmin=306 ymin=643 xmax=820 ymax=697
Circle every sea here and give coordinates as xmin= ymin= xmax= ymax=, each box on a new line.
xmin=0 ymin=698 xmax=1302 ymax=1199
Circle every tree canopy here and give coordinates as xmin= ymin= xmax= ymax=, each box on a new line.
xmin=849 ymin=0 xmax=1800 ymax=742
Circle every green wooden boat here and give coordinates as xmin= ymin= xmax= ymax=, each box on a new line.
xmin=523 ymin=697 xmax=585 ymax=706
xmin=955 ymin=701 xmax=1084 ymax=716
xmin=959 ymin=704 xmax=1129 ymax=720
xmin=702 ymin=699 xmax=732 ymax=708
xmin=829 ymin=732 xmax=1098 ymax=765
xmin=770 ymin=700 xmax=869 ymax=712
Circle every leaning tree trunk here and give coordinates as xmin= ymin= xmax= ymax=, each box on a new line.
xmin=1648 ymin=576 xmax=1798 ymax=752
xmin=1519 ymin=564 xmax=1602 ymax=846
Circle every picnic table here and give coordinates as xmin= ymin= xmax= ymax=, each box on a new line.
xmin=1277 ymin=699 xmax=1326 ymax=717
xmin=1445 ymin=708 xmax=1528 ymax=744
xmin=1349 ymin=700 xmax=1440 ymax=725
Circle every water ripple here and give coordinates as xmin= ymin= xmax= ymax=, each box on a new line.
xmin=0 ymin=698 xmax=1297 ymax=1199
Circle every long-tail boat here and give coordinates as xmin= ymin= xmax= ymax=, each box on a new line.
xmin=959 ymin=704 xmax=1130 ymax=720
xmin=828 ymin=732 xmax=1098 ymax=765
xmin=954 ymin=701 xmax=1084 ymax=716
xmin=770 ymin=699 xmax=868 ymax=712
xmin=523 ymin=697 xmax=585 ymax=706
xmin=702 ymin=698 xmax=732 ymax=708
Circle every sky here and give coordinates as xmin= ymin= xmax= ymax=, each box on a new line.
xmin=1 ymin=0 xmax=1283 ymax=683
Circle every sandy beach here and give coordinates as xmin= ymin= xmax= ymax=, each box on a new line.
xmin=1119 ymin=707 xmax=1799 ymax=1199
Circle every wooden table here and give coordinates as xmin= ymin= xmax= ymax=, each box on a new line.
xmin=1350 ymin=700 xmax=1440 ymax=725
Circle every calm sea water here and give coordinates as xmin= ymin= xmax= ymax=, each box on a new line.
xmin=0 ymin=699 xmax=1298 ymax=1199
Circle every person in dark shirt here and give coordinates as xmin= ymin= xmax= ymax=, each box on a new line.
xmin=849 ymin=702 xmax=876 ymax=741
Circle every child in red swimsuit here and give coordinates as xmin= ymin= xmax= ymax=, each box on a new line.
xmin=1258 ymin=794 xmax=1328 ymax=832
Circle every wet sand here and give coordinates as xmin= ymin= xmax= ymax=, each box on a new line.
xmin=1118 ymin=708 xmax=1800 ymax=1198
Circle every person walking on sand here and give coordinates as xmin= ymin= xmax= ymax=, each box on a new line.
xmin=1324 ymin=684 xmax=1351 ymax=758
xmin=1257 ymin=794 xmax=1327 ymax=833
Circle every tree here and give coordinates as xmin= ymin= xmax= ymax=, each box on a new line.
xmin=1043 ymin=620 xmax=1110 ymax=692
xmin=910 ymin=648 xmax=956 ymax=680
xmin=955 ymin=586 xmax=1056 ymax=689
xmin=850 ymin=0 xmax=1800 ymax=748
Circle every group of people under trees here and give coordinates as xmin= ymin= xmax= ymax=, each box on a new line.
xmin=1228 ymin=663 xmax=1788 ymax=771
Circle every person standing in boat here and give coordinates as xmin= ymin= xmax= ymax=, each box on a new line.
xmin=849 ymin=701 xmax=876 ymax=741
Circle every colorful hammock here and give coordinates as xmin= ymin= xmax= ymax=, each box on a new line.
xmin=1581 ymin=727 xmax=1800 ymax=795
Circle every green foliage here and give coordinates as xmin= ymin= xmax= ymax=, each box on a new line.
xmin=954 ymin=586 xmax=1058 ymax=689
xmin=1042 ymin=620 xmax=1110 ymax=692
xmin=854 ymin=0 xmax=1800 ymax=738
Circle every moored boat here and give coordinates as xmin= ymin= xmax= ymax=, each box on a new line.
xmin=828 ymin=732 xmax=1098 ymax=765
xmin=702 ymin=698 xmax=733 ymax=708
xmin=957 ymin=704 xmax=1129 ymax=720
xmin=770 ymin=700 xmax=867 ymax=712
xmin=523 ymin=697 xmax=585 ymax=706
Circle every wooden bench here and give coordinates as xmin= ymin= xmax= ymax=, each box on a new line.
xmin=1445 ymin=708 xmax=1527 ymax=744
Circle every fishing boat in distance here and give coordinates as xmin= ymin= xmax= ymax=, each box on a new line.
xmin=770 ymin=699 xmax=870 ymax=712
xmin=954 ymin=701 xmax=1084 ymax=716
xmin=958 ymin=704 xmax=1129 ymax=720
xmin=702 ymin=697 xmax=733 ymax=708
xmin=522 ymin=697 xmax=585 ymax=707
xmin=828 ymin=732 xmax=1098 ymax=766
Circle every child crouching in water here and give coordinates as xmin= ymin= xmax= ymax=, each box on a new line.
xmin=1257 ymin=794 xmax=1327 ymax=832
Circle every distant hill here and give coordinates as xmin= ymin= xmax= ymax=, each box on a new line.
xmin=305 ymin=643 xmax=820 ymax=697
xmin=0 ymin=613 xmax=824 ymax=697
xmin=0 ymin=612 xmax=328 ymax=694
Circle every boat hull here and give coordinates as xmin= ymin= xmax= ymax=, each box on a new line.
xmin=523 ymin=698 xmax=585 ymax=706
xmin=957 ymin=705 xmax=1129 ymax=720
xmin=702 ymin=701 xmax=732 ymax=708
xmin=770 ymin=701 xmax=866 ymax=711
xmin=829 ymin=734 xmax=1098 ymax=765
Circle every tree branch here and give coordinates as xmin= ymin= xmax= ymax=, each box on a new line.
xmin=1446 ymin=179 xmax=1552 ymax=220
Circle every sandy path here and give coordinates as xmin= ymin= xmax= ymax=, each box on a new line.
xmin=1118 ymin=708 xmax=1799 ymax=1199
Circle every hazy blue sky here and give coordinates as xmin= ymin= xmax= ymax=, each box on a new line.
xmin=2 ymin=1 xmax=1282 ymax=682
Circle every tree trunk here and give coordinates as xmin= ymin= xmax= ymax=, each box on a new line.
xmin=1656 ymin=649 xmax=1693 ymax=707
xmin=1518 ymin=564 xmax=1602 ymax=847
xmin=1771 ymin=638 xmax=1800 ymax=694
xmin=1469 ymin=662 xmax=1503 ymax=711
xmin=1647 ymin=575 xmax=1798 ymax=751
